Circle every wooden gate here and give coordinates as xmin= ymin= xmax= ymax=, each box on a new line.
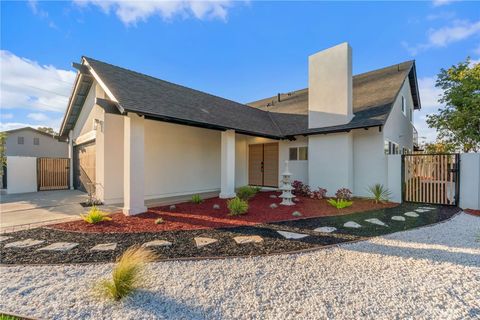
xmin=37 ymin=158 xmax=70 ymax=191
xmin=402 ymin=154 xmax=460 ymax=205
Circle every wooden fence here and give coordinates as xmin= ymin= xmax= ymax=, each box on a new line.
xmin=402 ymin=154 xmax=460 ymax=205
xmin=37 ymin=158 xmax=70 ymax=191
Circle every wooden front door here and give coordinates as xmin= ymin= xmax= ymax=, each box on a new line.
xmin=74 ymin=141 xmax=96 ymax=194
xmin=248 ymin=143 xmax=279 ymax=187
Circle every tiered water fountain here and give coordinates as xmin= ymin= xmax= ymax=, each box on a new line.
xmin=279 ymin=160 xmax=295 ymax=206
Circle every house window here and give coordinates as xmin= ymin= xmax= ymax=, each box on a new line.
xmin=401 ymin=96 xmax=406 ymax=115
xmin=289 ymin=147 xmax=308 ymax=161
xmin=17 ymin=136 xmax=24 ymax=145
xmin=289 ymin=148 xmax=298 ymax=161
xmin=298 ymin=147 xmax=308 ymax=160
xmin=34 ymin=137 xmax=40 ymax=145
xmin=384 ymin=140 xmax=400 ymax=155
xmin=409 ymin=108 xmax=413 ymax=122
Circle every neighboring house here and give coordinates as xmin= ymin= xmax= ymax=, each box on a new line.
xmin=59 ymin=42 xmax=420 ymax=215
xmin=3 ymin=127 xmax=68 ymax=158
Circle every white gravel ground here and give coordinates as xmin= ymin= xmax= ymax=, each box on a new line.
xmin=1 ymin=212 xmax=479 ymax=320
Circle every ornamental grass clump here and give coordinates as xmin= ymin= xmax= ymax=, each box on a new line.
xmin=227 ymin=197 xmax=249 ymax=216
xmin=367 ymin=184 xmax=392 ymax=204
xmin=237 ymin=186 xmax=260 ymax=201
xmin=99 ymin=245 xmax=157 ymax=301
xmin=327 ymin=198 xmax=353 ymax=209
xmin=191 ymin=194 xmax=203 ymax=204
xmin=80 ymin=206 xmax=112 ymax=224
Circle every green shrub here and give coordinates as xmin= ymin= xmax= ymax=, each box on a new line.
xmin=327 ymin=198 xmax=353 ymax=209
xmin=154 ymin=218 xmax=164 ymax=224
xmin=99 ymin=245 xmax=157 ymax=301
xmin=80 ymin=206 xmax=112 ymax=224
xmin=191 ymin=194 xmax=203 ymax=204
xmin=236 ymin=186 xmax=260 ymax=200
xmin=367 ymin=184 xmax=392 ymax=204
xmin=227 ymin=197 xmax=249 ymax=216
xmin=0 ymin=314 xmax=22 ymax=320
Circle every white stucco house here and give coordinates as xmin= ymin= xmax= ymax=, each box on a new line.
xmin=59 ymin=42 xmax=421 ymax=215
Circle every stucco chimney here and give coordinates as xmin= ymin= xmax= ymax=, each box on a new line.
xmin=308 ymin=42 xmax=353 ymax=128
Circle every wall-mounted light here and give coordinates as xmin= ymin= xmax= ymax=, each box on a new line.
xmin=93 ymin=119 xmax=104 ymax=132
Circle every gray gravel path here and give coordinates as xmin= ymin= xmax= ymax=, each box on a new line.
xmin=1 ymin=212 xmax=479 ymax=320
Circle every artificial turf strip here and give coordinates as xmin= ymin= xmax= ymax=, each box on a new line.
xmin=0 ymin=204 xmax=460 ymax=265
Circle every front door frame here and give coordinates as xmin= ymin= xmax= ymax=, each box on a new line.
xmin=248 ymin=142 xmax=279 ymax=188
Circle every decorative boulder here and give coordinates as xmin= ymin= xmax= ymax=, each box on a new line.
xmin=292 ymin=211 xmax=302 ymax=217
xmin=213 ymin=204 xmax=220 ymax=209
xmin=169 ymin=205 xmax=176 ymax=210
xmin=270 ymin=203 xmax=278 ymax=209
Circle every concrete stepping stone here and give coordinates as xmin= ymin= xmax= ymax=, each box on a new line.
xmin=0 ymin=236 xmax=12 ymax=242
xmin=91 ymin=243 xmax=117 ymax=251
xmin=415 ymin=209 xmax=430 ymax=213
xmin=194 ymin=237 xmax=217 ymax=248
xmin=143 ymin=240 xmax=172 ymax=248
xmin=391 ymin=216 xmax=406 ymax=221
xmin=404 ymin=211 xmax=419 ymax=218
xmin=365 ymin=218 xmax=388 ymax=227
xmin=38 ymin=242 xmax=78 ymax=252
xmin=314 ymin=226 xmax=337 ymax=233
xmin=344 ymin=221 xmax=362 ymax=229
xmin=233 ymin=235 xmax=263 ymax=244
xmin=4 ymin=239 xmax=45 ymax=248
xmin=419 ymin=206 xmax=435 ymax=210
xmin=277 ymin=230 xmax=308 ymax=239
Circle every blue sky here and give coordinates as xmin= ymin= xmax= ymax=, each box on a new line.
xmin=1 ymin=0 xmax=479 ymax=142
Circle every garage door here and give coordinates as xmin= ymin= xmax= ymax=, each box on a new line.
xmin=73 ymin=141 xmax=96 ymax=194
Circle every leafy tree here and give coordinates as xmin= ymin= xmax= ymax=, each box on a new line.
xmin=424 ymin=141 xmax=456 ymax=154
xmin=426 ymin=57 xmax=480 ymax=152
xmin=37 ymin=127 xmax=57 ymax=135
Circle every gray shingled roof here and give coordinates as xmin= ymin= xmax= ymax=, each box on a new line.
xmin=62 ymin=58 xmax=419 ymax=139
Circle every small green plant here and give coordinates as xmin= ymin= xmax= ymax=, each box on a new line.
xmin=227 ymin=197 xmax=249 ymax=216
xmin=191 ymin=194 xmax=203 ymax=204
xmin=327 ymin=198 xmax=353 ymax=209
xmin=155 ymin=218 xmax=164 ymax=224
xmin=236 ymin=185 xmax=260 ymax=201
xmin=99 ymin=245 xmax=157 ymax=301
xmin=0 ymin=314 xmax=22 ymax=320
xmin=367 ymin=184 xmax=392 ymax=203
xmin=80 ymin=206 xmax=112 ymax=224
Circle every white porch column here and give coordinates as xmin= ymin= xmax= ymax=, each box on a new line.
xmin=219 ymin=130 xmax=236 ymax=198
xmin=123 ymin=113 xmax=147 ymax=215
xmin=68 ymin=130 xmax=74 ymax=190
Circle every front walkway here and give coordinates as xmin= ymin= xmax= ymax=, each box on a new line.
xmin=0 ymin=190 xmax=120 ymax=232
xmin=0 ymin=212 xmax=478 ymax=319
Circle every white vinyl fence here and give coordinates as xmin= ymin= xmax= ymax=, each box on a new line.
xmin=6 ymin=156 xmax=37 ymax=194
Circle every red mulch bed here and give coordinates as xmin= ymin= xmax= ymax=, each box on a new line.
xmin=464 ymin=208 xmax=480 ymax=217
xmin=50 ymin=191 xmax=398 ymax=233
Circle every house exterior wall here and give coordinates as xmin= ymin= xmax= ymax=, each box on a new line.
xmin=279 ymin=136 xmax=309 ymax=184
xmin=352 ymin=129 xmax=387 ymax=197
xmin=4 ymin=129 xmax=67 ymax=158
xmin=383 ymin=80 xmax=415 ymax=152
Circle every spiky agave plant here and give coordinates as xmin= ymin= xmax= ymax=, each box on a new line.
xmin=367 ymin=184 xmax=392 ymax=204
xmin=99 ymin=246 xmax=157 ymax=301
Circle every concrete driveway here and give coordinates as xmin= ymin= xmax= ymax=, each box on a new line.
xmin=0 ymin=190 xmax=120 ymax=232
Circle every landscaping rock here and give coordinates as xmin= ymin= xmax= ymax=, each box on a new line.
xmin=194 ymin=237 xmax=217 ymax=248
xmin=314 ymin=226 xmax=337 ymax=233
xmin=419 ymin=206 xmax=435 ymax=210
xmin=270 ymin=203 xmax=278 ymax=209
xmin=4 ymin=239 xmax=45 ymax=248
xmin=277 ymin=230 xmax=308 ymax=239
xmin=169 ymin=205 xmax=176 ymax=210
xmin=143 ymin=240 xmax=172 ymax=248
xmin=292 ymin=211 xmax=302 ymax=217
xmin=233 ymin=235 xmax=263 ymax=244
xmin=344 ymin=221 xmax=362 ymax=228
xmin=38 ymin=242 xmax=78 ymax=252
xmin=404 ymin=211 xmax=419 ymax=218
xmin=415 ymin=209 xmax=429 ymax=213
xmin=90 ymin=243 xmax=117 ymax=251
xmin=0 ymin=236 xmax=12 ymax=242
xmin=269 ymin=195 xmax=277 ymax=199
xmin=391 ymin=216 xmax=406 ymax=221
xmin=213 ymin=204 xmax=220 ymax=210
xmin=365 ymin=218 xmax=388 ymax=227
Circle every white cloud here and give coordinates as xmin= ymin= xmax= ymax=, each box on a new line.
xmin=0 ymin=51 xmax=76 ymax=113
xmin=0 ymin=113 xmax=14 ymax=120
xmin=403 ymin=19 xmax=480 ymax=55
xmin=27 ymin=112 xmax=49 ymax=121
xmin=0 ymin=122 xmax=38 ymax=132
xmin=432 ymin=0 xmax=458 ymax=7
xmin=28 ymin=0 xmax=58 ymax=29
xmin=73 ymin=0 xmax=236 ymax=25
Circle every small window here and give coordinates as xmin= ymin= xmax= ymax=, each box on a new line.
xmin=409 ymin=108 xmax=413 ymax=122
xmin=401 ymin=96 xmax=405 ymax=114
xmin=298 ymin=147 xmax=308 ymax=160
xmin=289 ymin=148 xmax=298 ymax=161
xmin=384 ymin=140 xmax=389 ymax=155
xmin=34 ymin=137 xmax=40 ymax=145
xmin=17 ymin=136 xmax=24 ymax=145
